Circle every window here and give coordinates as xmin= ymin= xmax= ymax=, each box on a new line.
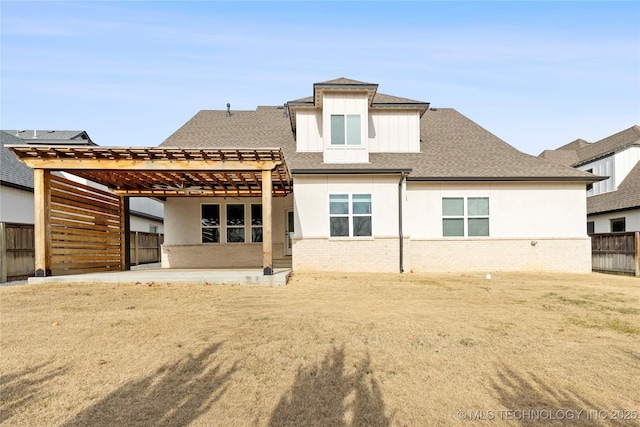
xmin=149 ymin=225 xmax=158 ymax=234
xmin=202 ymin=204 xmax=220 ymax=243
xmin=586 ymin=169 xmax=593 ymax=192
xmin=251 ymin=204 xmax=263 ymax=243
xmin=329 ymin=194 xmax=372 ymax=237
xmin=227 ymin=204 xmax=245 ymax=243
xmin=587 ymin=221 xmax=595 ymax=235
xmin=331 ymin=114 xmax=361 ymax=145
xmin=611 ymin=218 xmax=626 ymax=233
xmin=442 ymin=197 xmax=489 ymax=237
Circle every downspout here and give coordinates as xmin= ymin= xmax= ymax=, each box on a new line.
xmin=398 ymin=172 xmax=407 ymax=273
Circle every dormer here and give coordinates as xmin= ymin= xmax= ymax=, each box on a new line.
xmin=288 ymin=78 xmax=429 ymax=164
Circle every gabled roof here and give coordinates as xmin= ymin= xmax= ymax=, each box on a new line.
xmin=587 ymin=162 xmax=640 ymax=214
xmin=575 ymin=125 xmax=640 ymax=166
xmin=1 ymin=131 xmax=34 ymax=189
xmin=540 ymin=126 xmax=640 ymax=167
xmin=160 ymin=105 xmax=598 ymax=182
xmin=3 ymin=130 xmax=96 ymax=145
xmin=287 ymin=77 xmax=430 ymax=133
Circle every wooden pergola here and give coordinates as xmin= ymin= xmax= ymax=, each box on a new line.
xmin=8 ymin=145 xmax=292 ymax=276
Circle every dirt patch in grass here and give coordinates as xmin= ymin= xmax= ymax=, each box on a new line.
xmin=1 ymin=272 xmax=639 ymax=426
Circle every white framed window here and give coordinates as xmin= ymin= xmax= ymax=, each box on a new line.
xmin=442 ymin=197 xmax=489 ymax=237
xmin=226 ymin=204 xmax=245 ymax=243
xmin=251 ymin=204 xmax=263 ymax=243
xmin=329 ymin=194 xmax=372 ymax=237
xmin=330 ymin=114 xmax=361 ymax=145
xmin=201 ymin=204 xmax=221 ymax=243
xmin=201 ymin=202 xmax=263 ymax=243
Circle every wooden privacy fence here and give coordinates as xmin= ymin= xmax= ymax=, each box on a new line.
xmin=0 ymin=223 xmax=36 ymax=282
xmin=0 ymin=222 xmax=163 ymax=283
xmin=130 ymin=231 xmax=164 ymax=266
xmin=591 ymin=232 xmax=640 ymax=276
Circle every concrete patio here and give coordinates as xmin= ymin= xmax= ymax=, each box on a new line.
xmin=27 ymin=267 xmax=292 ymax=286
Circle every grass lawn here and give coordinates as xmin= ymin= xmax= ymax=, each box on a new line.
xmin=1 ymin=271 xmax=639 ymax=426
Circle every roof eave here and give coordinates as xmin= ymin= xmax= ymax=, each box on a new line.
xmin=406 ymin=176 xmax=606 ymax=183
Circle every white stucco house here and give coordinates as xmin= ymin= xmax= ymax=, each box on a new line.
xmin=540 ymin=126 xmax=640 ymax=234
xmin=156 ymin=78 xmax=600 ymax=273
xmin=1 ymin=130 xmax=165 ymax=233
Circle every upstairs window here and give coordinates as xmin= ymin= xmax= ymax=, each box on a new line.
xmin=331 ymin=114 xmax=361 ymax=145
xmin=442 ymin=197 xmax=490 ymax=237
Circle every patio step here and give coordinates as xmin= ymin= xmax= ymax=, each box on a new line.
xmin=273 ymin=258 xmax=292 ymax=269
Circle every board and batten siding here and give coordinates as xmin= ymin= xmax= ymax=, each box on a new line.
xmin=368 ymin=110 xmax=420 ymax=152
xmin=295 ymin=110 xmax=323 ymax=152
xmin=322 ymin=92 xmax=369 ymax=164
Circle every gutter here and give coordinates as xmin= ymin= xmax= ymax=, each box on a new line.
xmin=406 ymin=176 xmax=606 ymax=183
xmin=398 ymin=171 xmax=407 ymax=273
xmin=291 ymin=168 xmax=412 ymax=175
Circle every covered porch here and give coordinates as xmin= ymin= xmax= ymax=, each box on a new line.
xmin=8 ymin=145 xmax=292 ymax=279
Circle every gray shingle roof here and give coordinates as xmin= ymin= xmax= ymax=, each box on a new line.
xmin=575 ymin=126 xmax=640 ymax=166
xmin=1 ymin=131 xmax=34 ymax=189
xmin=160 ymin=106 xmax=596 ymax=181
xmin=3 ymin=130 xmax=95 ymax=144
xmin=587 ymin=162 xmax=640 ymax=214
xmin=540 ymin=126 xmax=640 ymax=167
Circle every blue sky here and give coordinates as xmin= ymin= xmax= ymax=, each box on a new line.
xmin=1 ymin=1 xmax=639 ymax=155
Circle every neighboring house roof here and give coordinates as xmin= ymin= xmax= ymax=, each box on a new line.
xmin=587 ymin=162 xmax=640 ymax=214
xmin=1 ymin=131 xmax=34 ymax=189
xmin=539 ymin=126 xmax=640 ymax=168
xmin=160 ymin=105 xmax=596 ymax=182
xmin=3 ymin=130 xmax=95 ymax=145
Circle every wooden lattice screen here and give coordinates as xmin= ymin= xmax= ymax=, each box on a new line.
xmin=50 ymin=174 xmax=124 ymax=275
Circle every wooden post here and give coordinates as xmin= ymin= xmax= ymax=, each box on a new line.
xmin=262 ymin=169 xmax=273 ymax=275
xmin=33 ymin=169 xmax=51 ymax=276
xmin=0 ymin=222 xmax=7 ymax=283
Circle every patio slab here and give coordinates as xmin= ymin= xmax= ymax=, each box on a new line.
xmin=27 ymin=268 xmax=291 ymax=286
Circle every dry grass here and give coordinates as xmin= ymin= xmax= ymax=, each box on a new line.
xmin=1 ymin=271 xmax=639 ymax=426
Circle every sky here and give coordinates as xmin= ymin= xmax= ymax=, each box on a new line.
xmin=1 ymin=1 xmax=639 ymax=156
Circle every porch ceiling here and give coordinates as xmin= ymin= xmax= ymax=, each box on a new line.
xmin=8 ymin=145 xmax=292 ymax=197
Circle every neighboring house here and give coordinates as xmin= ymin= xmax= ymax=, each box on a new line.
xmin=1 ymin=130 xmax=164 ymax=233
xmin=155 ymin=77 xmax=599 ymax=273
xmin=539 ymin=126 xmax=640 ymax=234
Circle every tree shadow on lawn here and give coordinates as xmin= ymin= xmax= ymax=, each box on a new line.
xmin=0 ymin=362 xmax=69 ymax=424
xmin=491 ymin=366 xmax=636 ymax=427
xmin=62 ymin=342 xmax=238 ymax=427
xmin=268 ymin=345 xmax=391 ymax=427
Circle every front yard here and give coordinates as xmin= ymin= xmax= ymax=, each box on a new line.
xmin=1 ymin=272 xmax=638 ymax=426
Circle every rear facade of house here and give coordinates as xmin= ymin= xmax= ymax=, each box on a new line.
xmin=160 ymin=78 xmax=598 ymax=273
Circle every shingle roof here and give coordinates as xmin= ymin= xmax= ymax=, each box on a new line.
xmin=316 ymin=77 xmax=375 ymax=86
xmin=289 ymin=92 xmax=427 ymax=106
xmin=540 ymin=126 xmax=640 ymax=167
xmin=587 ymin=162 xmax=640 ymax=214
xmin=1 ymin=131 xmax=34 ymax=189
xmin=575 ymin=126 xmax=640 ymax=166
xmin=160 ymin=106 xmax=596 ymax=181
xmin=3 ymin=130 xmax=95 ymax=144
